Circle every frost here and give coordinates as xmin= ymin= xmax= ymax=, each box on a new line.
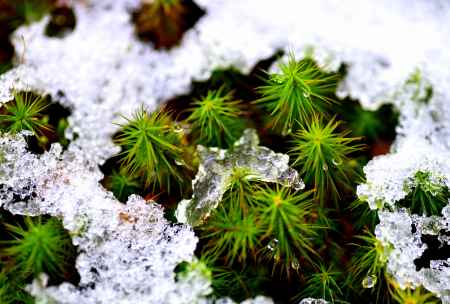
xmin=176 ymin=129 xmax=303 ymax=227
xmin=0 ymin=134 xmax=210 ymax=304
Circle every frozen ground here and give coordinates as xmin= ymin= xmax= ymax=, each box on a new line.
xmin=0 ymin=0 xmax=450 ymax=303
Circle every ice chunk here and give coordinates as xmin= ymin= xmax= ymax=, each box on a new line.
xmin=176 ymin=129 xmax=304 ymax=227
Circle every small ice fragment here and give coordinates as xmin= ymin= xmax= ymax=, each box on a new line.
xmin=176 ymin=129 xmax=304 ymax=226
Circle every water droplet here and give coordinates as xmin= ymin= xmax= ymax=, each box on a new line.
xmin=291 ymin=259 xmax=300 ymax=270
xmin=272 ymin=75 xmax=283 ymax=84
xmin=173 ymin=125 xmax=185 ymax=135
xmin=274 ymin=252 xmax=281 ymax=262
xmin=322 ymin=163 xmax=328 ymax=171
xmin=362 ymin=275 xmax=377 ymax=288
xmin=175 ymin=159 xmax=185 ymax=166
xmin=266 ymin=238 xmax=279 ymax=251
xmin=332 ymin=158 xmax=343 ymax=166
xmin=303 ymin=91 xmax=310 ymax=98
xmin=281 ymin=128 xmax=292 ymax=136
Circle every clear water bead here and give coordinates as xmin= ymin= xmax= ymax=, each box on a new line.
xmin=362 ymin=275 xmax=377 ymax=289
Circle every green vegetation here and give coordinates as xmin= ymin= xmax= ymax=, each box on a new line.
xmin=254 ymin=186 xmax=320 ymax=272
xmin=186 ymin=88 xmax=245 ymax=148
xmin=104 ymin=169 xmax=141 ymax=202
xmin=0 ymin=214 xmax=77 ymax=303
xmin=115 ymin=106 xmax=187 ymax=194
xmin=201 ymin=204 xmax=261 ymax=264
xmin=390 ymin=286 xmax=439 ymax=304
xmin=200 ymin=169 xmax=260 ymax=264
xmin=0 ymin=91 xmax=50 ymax=135
xmin=1 ymin=216 xmax=73 ymax=279
xmin=298 ymin=263 xmax=344 ymax=303
xmin=0 ymin=91 xmax=71 ymax=152
xmin=289 ymin=116 xmax=364 ymax=206
xmin=348 ymin=231 xmax=392 ymax=303
xmin=101 ymin=52 xmax=414 ymax=303
xmin=0 ymin=0 xmax=54 ymax=34
xmin=349 ymin=232 xmax=389 ymax=285
xmin=210 ymin=263 xmax=269 ymax=301
xmin=255 ymin=53 xmax=338 ymax=134
xmin=0 ymin=269 xmax=34 ymax=304
xmin=349 ymin=198 xmax=379 ymax=231
xmin=398 ymin=171 xmax=449 ymax=216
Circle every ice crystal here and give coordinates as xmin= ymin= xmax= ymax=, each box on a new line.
xmin=0 ymin=134 xmax=211 ymax=304
xmin=176 ymin=129 xmax=304 ymax=227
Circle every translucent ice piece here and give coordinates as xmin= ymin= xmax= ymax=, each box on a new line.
xmin=176 ymin=129 xmax=304 ymax=226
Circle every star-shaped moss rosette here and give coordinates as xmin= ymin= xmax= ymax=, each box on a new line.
xmin=176 ymin=129 xmax=304 ymax=227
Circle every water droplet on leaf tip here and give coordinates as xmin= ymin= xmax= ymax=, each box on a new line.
xmin=291 ymin=259 xmax=300 ymax=270
xmin=266 ymin=238 xmax=279 ymax=251
xmin=332 ymin=158 xmax=343 ymax=166
xmin=322 ymin=164 xmax=328 ymax=171
xmin=362 ymin=275 xmax=377 ymax=288
xmin=173 ymin=125 xmax=184 ymax=134
xmin=274 ymin=253 xmax=281 ymax=261
xmin=175 ymin=159 xmax=185 ymax=166
xmin=281 ymin=128 xmax=292 ymax=136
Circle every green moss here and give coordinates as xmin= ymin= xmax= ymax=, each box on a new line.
xmin=253 ymin=185 xmax=321 ymax=273
xmin=255 ymin=53 xmax=338 ymax=134
xmin=0 ymin=91 xmax=51 ymax=136
xmin=0 ymin=268 xmax=34 ymax=304
xmin=104 ymin=169 xmax=141 ymax=202
xmin=186 ymin=88 xmax=246 ymax=148
xmin=115 ymin=106 xmax=187 ymax=194
xmin=1 ymin=217 xmax=73 ymax=280
xmin=391 ymin=286 xmax=439 ymax=304
xmin=298 ymin=263 xmax=344 ymax=303
xmin=210 ymin=264 xmax=269 ymax=302
xmin=398 ymin=171 xmax=449 ymax=216
xmin=289 ymin=116 xmax=364 ymax=206
xmin=348 ymin=231 xmax=393 ymax=303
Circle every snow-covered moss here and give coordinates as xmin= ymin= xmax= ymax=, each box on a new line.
xmin=0 ymin=134 xmax=205 ymax=303
xmin=1 ymin=0 xmax=450 ymax=302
